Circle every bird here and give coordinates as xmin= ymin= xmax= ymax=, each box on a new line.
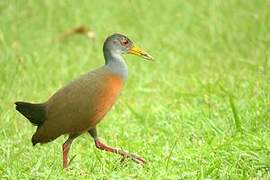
xmin=15 ymin=33 xmax=153 ymax=168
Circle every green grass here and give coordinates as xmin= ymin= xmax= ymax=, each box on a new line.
xmin=1 ymin=0 xmax=270 ymax=179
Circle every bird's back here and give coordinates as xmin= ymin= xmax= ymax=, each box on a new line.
xmin=32 ymin=66 xmax=124 ymax=144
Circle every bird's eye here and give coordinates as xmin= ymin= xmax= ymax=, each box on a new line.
xmin=121 ymin=38 xmax=129 ymax=46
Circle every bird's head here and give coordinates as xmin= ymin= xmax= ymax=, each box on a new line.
xmin=103 ymin=33 xmax=154 ymax=60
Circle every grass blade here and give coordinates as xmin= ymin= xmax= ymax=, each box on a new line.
xmin=228 ymin=95 xmax=242 ymax=133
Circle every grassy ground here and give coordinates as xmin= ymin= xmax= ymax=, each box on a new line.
xmin=1 ymin=0 xmax=270 ymax=179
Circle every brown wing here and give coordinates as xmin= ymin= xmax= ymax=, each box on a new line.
xmin=32 ymin=67 xmax=124 ymax=144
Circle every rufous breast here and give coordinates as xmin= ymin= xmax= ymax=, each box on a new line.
xmin=90 ymin=72 xmax=124 ymax=126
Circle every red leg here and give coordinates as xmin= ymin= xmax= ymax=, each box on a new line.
xmin=95 ymin=139 xmax=146 ymax=165
xmin=62 ymin=135 xmax=77 ymax=169
xmin=88 ymin=127 xmax=146 ymax=165
xmin=62 ymin=141 xmax=71 ymax=168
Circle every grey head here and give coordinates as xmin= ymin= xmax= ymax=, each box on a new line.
xmin=103 ymin=33 xmax=154 ymax=63
xmin=103 ymin=33 xmax=133 ymax=59
xmin=102 ymin=33 xmax=154 ymax=80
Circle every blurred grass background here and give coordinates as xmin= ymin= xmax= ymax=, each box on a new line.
xmin=0 ymin=0 xmax=270 ymax=179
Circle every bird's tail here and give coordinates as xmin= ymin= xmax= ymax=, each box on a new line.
xmin=15 ymin=101 xmax=47 ymax=126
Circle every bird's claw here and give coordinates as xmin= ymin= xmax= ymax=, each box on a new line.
xmin=120 ymin=153 xmax=146 ymax=166
xmin=132 ymin=156 xmax=146 ymax=166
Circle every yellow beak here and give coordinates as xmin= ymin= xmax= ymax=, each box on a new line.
xmin=128 ymin=45 xmax=154 ymax=60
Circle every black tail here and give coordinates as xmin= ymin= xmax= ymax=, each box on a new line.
xmin=15 ymin=101 xmax=47 ymax=126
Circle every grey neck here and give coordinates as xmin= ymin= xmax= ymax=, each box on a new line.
xmin=104 ymin=50 xmax=128 ymax=81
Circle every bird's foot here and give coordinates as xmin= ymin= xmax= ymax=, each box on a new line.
xmin=95 ymin=139 xmax=146 ymax=166
xmin=118 ymin=149 xmax=146 ymax=166
xmin=130 ymin=154 xmax=146 ymax=166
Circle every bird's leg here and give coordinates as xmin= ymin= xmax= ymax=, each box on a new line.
xmin=63 ymin=140 xmax=72 ymax=169
xmin=62 ymin=134 xmax=78 ymax=169
xmin=88 ymin=128 xmax=146 ymax=165
xmin=94 ymin=139 xmax=146 ymax=165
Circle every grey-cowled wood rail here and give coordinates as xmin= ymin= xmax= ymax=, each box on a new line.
xmin=15 ymin=33 xmax=153 ymax=168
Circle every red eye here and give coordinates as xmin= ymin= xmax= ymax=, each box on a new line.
xmin=121 ymin=38 xmax=129 ymax=45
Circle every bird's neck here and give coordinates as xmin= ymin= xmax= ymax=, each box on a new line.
xmin=103 ymin=50 xmax=128 ymax=81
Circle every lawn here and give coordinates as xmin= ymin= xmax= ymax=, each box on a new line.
xmin=0 ymin=0 xmax=270 ymax=179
